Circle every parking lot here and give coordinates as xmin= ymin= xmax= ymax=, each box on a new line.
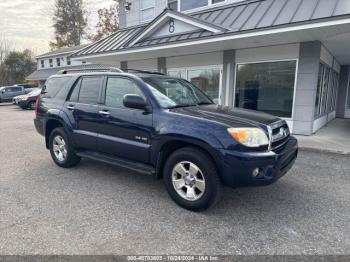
xmin=0 ymin=103 xmax=350 ymax=255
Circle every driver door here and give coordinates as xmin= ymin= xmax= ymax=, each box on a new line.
xmin=96 ymin=76 xmax=153 ymax=164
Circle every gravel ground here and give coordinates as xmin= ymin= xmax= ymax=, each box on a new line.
xmin=0 ymin=104 xmax=349 ymax=255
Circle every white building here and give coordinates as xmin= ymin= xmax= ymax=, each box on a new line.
xmin=68 ymin=0 xmax=350 ymax=135
xmin=27 ymin=45 xmax=90 ymax=88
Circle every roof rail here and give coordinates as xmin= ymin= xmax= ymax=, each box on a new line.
xmin=123 ymin=69 xmax=165 ymax=75
xmin=57 ymin=67 xmax=123 ymax=75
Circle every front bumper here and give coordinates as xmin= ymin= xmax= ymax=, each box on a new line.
xmin=219 ymin=136 xmax=298 ymax=187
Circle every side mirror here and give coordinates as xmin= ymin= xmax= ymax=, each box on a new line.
xmin=1 ymin=90 xmax=5 ymax=94
xmin=123 ymin=94 xmax=148 ymax=110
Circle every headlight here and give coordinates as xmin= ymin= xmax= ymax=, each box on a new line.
xmin=227 ymin=127 xmax=269 ymax=148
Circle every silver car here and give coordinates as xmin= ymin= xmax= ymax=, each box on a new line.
xmin=0 ymin=86 xmax=26 ymax=103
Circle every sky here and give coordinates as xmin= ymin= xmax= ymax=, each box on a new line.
xmin=0 ymin=0 xmax=116 ymax=55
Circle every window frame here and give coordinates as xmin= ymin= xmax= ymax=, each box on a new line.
xmin=167 ymin=64 xmax=223 ymax=104
xmin=234 ymin=59 xmax=299 ymax=120
xmin=49 ymin=59 xmax=53 ymax=68
xmin=101 ymin=76 xmax=149 ymax=110
xmin=41 ymin=60 xmax=45 ymax=68
xmin=140 ymin=0 xmax=156 ymax=23
xmin=76 ymin=76 xmax=104 ymax=105
xmin=168 ymin=0 xmax=227 ymax=12
xmin=56 ymin=57 xmax=61 ymax=67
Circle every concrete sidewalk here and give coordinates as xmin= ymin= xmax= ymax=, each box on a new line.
xmin=295 ymin=118 xmax=350 ymax=155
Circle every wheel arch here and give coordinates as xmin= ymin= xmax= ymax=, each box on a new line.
xmin=155 ymin=139 xmax=223 ymax=180
xmin=44 ymin=118 xmax=70 ymax=149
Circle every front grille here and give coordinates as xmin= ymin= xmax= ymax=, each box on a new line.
xmin=269 ymin=120 xmax=290 ymax=151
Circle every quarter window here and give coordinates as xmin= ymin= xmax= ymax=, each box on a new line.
xmin=235 ymin=61 xmax=297 ymax=118
xmin=105 ymin=77 xmax=143 ymax=108
xmin=78 ymin=77 xmax=102 ymax=104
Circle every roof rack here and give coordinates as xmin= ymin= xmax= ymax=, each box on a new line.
xmin=57 ymin=67 xmax=123 ymax=75
xmin=123 ymin=69 xmax=165 ymax=75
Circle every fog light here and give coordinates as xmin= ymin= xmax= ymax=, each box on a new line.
xmin=252 ymin=168 xmax=260 ymax=178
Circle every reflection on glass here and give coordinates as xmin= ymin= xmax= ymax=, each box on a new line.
xmin=235 ymin=61 xmax=296 ymax=118
xmin=188 ymin=68 xmax=220 ymax=104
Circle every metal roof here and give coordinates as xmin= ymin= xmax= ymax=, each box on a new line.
xmin=72 ymin=26 xmax=146 ymax=57
xmin=26 ymin=64 xmax=113 ymax=81
xmin=36 ymin=44 xmax=90 ymax=59
xmin=72 ymin=0 xmax=350 ymax=58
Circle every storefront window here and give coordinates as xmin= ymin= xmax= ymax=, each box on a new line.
xmin=235 ymin=61 xmax=297 ymax=118
xmin=315 ymin=63 xmax=340 ymax=117
xmin=168 ymin=69 xmax=186 ymax=79
xmin=168 ymin=67 xmax=221 ymax=104
xmin=188 ymin=68 xmax=221 ymax=103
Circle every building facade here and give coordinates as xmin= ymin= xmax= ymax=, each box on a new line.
xmin=71 ymin=0 xmax=350 ymax=135
xmin=27 ymin=45 xmax=90 ymax=88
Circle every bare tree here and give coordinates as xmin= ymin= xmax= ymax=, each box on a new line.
xmin=0 ymin=35 xmax=13 ymax=85
xmin=0 ymin=35 xmax=12 ymax=65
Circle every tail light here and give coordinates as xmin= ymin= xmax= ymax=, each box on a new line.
xmin=34 ymin=97 xmax=39 ymax=116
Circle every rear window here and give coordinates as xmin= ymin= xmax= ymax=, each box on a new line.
xmin=42 ymin=77 xmax=71 ymax=98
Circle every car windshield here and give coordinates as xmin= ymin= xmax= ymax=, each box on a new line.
xmin=143 ymin=77 xmax=213 ymax=109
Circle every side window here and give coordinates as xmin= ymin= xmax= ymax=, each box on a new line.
xmin=68 ymin=78 xmax=82 ymax=102
xmin=13 ymin=87 xmax=22 ymax=92
xmin=105 ymin=77 xmax=144 ymax=108
xmin=43 ymin=77 xmax=71 ymax=98
xmin=5 ymin=88 xmax=12 ymax=92
xmin=78 ymin=77 xmax=101 ymax=104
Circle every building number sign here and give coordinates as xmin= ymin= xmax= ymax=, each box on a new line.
xmin=169 ymin=19 xmax=175 ymax=33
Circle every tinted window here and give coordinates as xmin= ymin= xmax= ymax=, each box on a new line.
xmin=42 ymin=77 xmax=71 ymax=98
xmin=68 ymin=78 xmax=82 ymax=102
xmin=105 ymin=77 xmax=143 ymax=108
xmin=78 ymin=77 xmax=101 ymax=104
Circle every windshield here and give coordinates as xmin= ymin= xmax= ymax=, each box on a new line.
xmin=143 ymin=77 xmax=213 ymax=109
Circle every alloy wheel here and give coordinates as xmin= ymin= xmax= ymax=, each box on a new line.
xmin=171 ymin=161 xmax=206 ymax=201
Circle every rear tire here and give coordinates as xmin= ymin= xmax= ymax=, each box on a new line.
xmin=163 ymin=147 xmax=222 ymax=211
xmin=49 ymin=127 xmax=81 ymax=168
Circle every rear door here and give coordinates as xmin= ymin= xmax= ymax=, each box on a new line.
xmin=64 ymin=76 xmax=103 ymax=151
xmin=96 ymin=76 xmax=153 ymax=164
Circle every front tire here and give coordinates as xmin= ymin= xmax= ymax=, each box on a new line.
xmin=49 ymin=127 xmax=81 ymax=168
xmin=163 ymin=147 xmax=222 ymax=211
xmin=28 ymin=101 xmax=35 ymax=110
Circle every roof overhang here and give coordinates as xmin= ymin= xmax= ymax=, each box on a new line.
xmin=127 ymin=9 xmax=227 ymax=47
xmin=73 ymin=16 xmax=350 ymax=65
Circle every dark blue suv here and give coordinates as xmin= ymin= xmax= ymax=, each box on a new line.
xmin=34 ymin=68 xmax=298 ymax=211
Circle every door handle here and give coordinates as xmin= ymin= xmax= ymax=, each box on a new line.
xmin=99 ymin=110 xmax=110 ymax=116
xmin=67 ymin=105 xmax=75 ymax=110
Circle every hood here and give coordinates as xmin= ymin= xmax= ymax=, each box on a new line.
xmin=169 ymin=104 xmax=280 ymax=128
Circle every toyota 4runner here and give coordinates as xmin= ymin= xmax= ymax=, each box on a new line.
xmin=34 ymin=68 xmax=298 ymax=211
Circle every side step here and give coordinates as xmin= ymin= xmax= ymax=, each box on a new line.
xmin=76 ymin=151 xmax=156 ymax=175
